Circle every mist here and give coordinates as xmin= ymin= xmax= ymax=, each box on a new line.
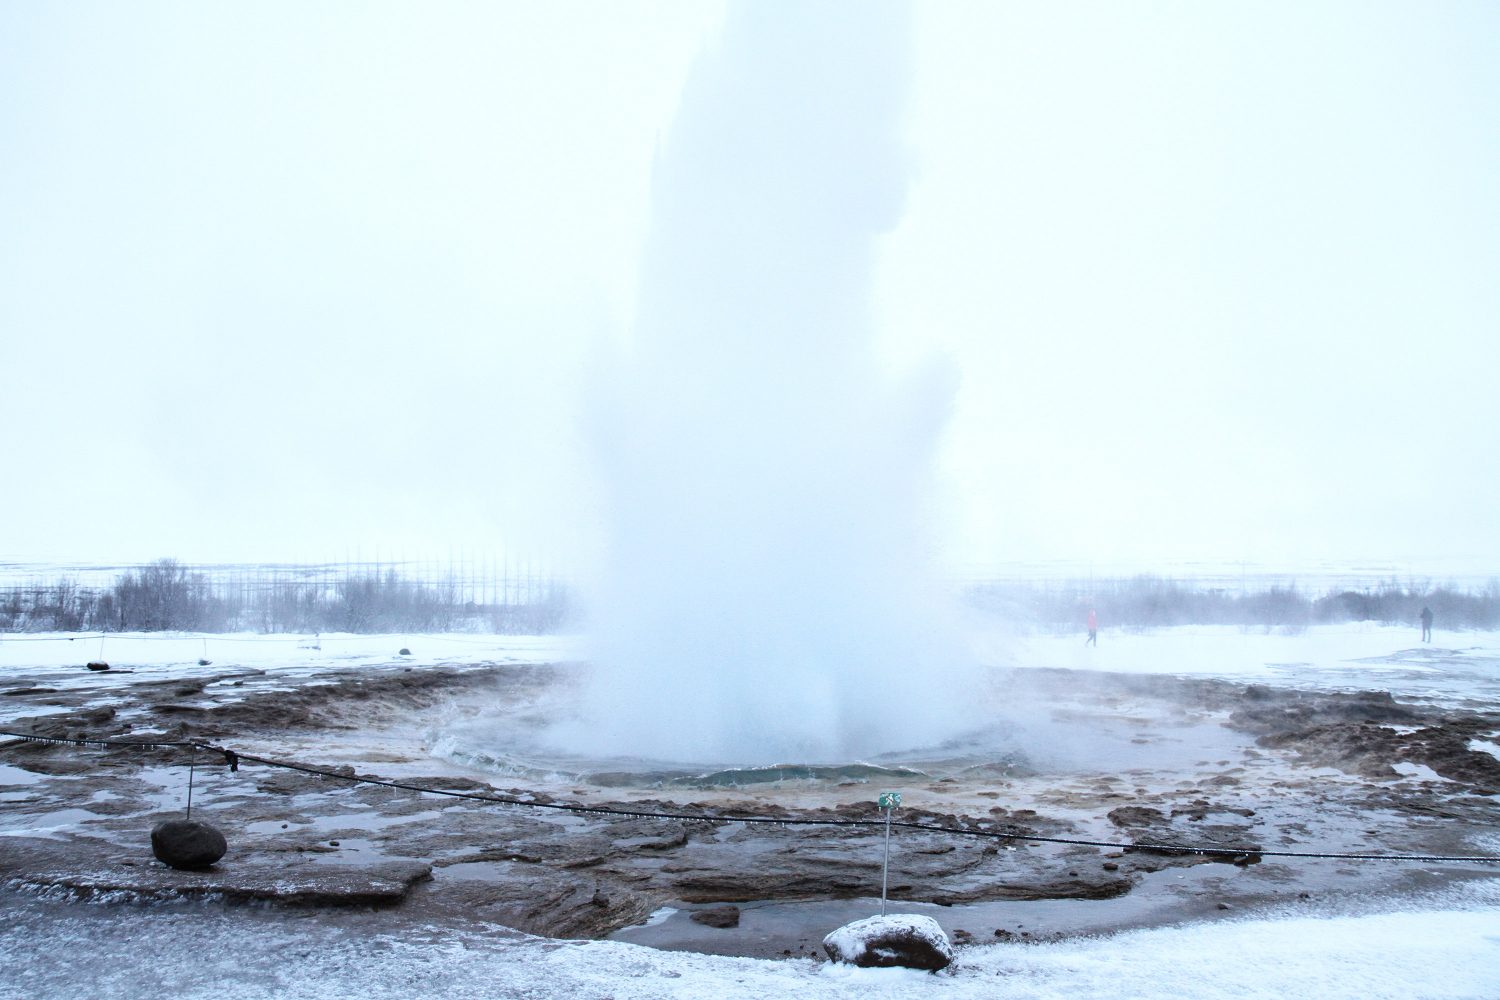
xmin=3 ymin=3 xmax=1498 ymax=575
xmin=571 ymin=1 xmax=976 ymax=765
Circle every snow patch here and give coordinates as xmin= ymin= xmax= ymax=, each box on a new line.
xmin=640 ymin=906 xmax=678 ymax=928
xmin=823 ymin=913 xmax=954 ymax=970
xmin=1468 ymin=739 xmax=1500 ymax=761
xmin=1391 ymin=761 xmax=1449 ymax=782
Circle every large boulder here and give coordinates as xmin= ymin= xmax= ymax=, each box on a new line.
xmin=151 ymin=820 xmax=228 ymax=870
xmin=823 ymin=914 xmax=954 ymax=971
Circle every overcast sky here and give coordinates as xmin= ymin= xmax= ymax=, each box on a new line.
xmin=2 ymin=1 xmax=1497 ymax=577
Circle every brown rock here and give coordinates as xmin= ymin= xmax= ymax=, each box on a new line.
xmin=690 ymin=905 xmax=741 ymax=928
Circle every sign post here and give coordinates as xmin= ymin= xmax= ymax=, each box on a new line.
xmin=878 ymin=791 xmax=901 ymax=915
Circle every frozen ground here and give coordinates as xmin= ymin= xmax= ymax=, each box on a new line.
xmin=975 ymin=622 xmax=1500 ymax=709
xmin=2 ymin=621 xmax=1487 ymax=705
xmin=2 ymin=625 xmax=1499 ymax=997
xmin=3 ymin=886 xmax=1498 ymax=999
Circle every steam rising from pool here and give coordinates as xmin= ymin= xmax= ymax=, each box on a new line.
xmin=572 ymin=1 xmax=979 ymax=764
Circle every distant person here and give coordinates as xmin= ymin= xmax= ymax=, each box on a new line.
xmin=1421 ymin=605 xmax=1433 ymax=643
xmin=1086 ymin=608 xmax=1098 ymax=646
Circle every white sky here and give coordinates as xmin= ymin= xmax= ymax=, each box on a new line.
xmin=2 ymin=1 xmax=1497 ymax=576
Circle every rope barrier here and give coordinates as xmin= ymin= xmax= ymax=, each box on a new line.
xmin=2 ymin=728 xmax=1497 ymax=866
xmin=1 ymin=732 xmax=198 ymax=750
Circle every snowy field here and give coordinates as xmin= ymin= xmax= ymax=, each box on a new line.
xmin=7 ymin=622 xmax=1498 ymax=729
xmin=2 ymin=620 xmax=1490 ymax=687
xmin=4 ymin=886 xmax=1498 ymax=999
xmin=976 ymin=622 xmax=1500 ymax=709
xmin=0 ymin=632 xmax=578 ymax=729
xmin=3 ymin=624 xmax=1499 ymax=998
xmin=0 ymin=631 xmax=579 ymax=673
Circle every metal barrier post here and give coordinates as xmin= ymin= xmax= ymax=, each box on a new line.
xmin=878 ymin=791 xmax=901 ymax=915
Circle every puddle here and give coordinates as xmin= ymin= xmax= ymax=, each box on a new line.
xmin=0 ymin=704 xmax=73 ymax=723
xmin=0 ymin=808 xmax=103 ymax=838
xmin=1467 ymin=740 xmax=1500 ymax=761
xmin=435 ymin=861 xmax=522 ymax=881
xmin=302 ymin=838 xmax=381 ymax=865
xmin=611 ymin=865 xmax=1239 ymax=958
xmin=1392 ymin=761 xmax=1449 ymax=782
xmin=305 ymin=810 xmax=446 ymax=835
xmin=640 ymin=906 xmax=679 ymax=927
xmin=0 ymin=762 xmax=45 ymax=786
xmin=245 ymin=819 xmax=309 ymax=835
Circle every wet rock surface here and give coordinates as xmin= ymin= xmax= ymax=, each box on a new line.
xmin=0 ymin=837 xmax=431 ymax=905
xmin=1 ymin=653 xmax=1497 ymax=958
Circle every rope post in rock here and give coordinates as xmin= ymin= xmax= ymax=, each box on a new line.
xmin=185 ymin=758 xmax=195 ymax=820
xmin=878 ymin=790 xmax=901 ymax=916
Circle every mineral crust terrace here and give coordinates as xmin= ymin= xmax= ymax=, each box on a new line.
xmin=1 ymin=656 xmax=1497 ymax=954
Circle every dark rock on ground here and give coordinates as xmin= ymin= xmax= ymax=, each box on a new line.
xmin=436 ymin=872 xmax=653 ymax=939
xmin=151 ymin=820 xmax=228 ymax=870
xmin=1230 ymin=689 xmax=1422 ymax=733
xmin=637 ymin=828 xmax=689 ymax=851
xmin=690 ymin=905 xmax=741 ymax=928
xmin=932 ymin=872 xmax=1134 ymax=904
xmin=1108 ymin=805 xmax=1166 ymax=827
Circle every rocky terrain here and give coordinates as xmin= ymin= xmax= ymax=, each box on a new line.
xmin=2 ymin=653 xmax=1497 ymax=958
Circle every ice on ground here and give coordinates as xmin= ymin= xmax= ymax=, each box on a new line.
xmin=0 ymin=762 xmax=45 ymax=786
xmin=640 ymin=906 xmax=678 ymax=928
xmin=1392 ymin=761 xmax=1451 ymax=782
xmin=1469 ymin=739 xmax=1500 ymax=761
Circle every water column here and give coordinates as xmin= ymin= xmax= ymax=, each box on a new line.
xmin=579 ymin=1 xmax=975 ymax=764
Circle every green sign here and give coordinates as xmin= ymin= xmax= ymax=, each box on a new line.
xmin=879 ymin=791 xmax=901 ymax=809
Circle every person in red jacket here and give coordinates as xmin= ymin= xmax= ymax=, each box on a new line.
xmin=1086 ymin=608 xmax=1098 ymax=646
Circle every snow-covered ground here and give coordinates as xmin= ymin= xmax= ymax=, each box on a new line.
xmin=3 ymin=886 xmax=1497 ymax=999
xmin=3 ymin=621 xmax=1491 ymax=688
xmin=973 ymin=622 xmax=1500 ymax=707
xmin=0 ymin=631 xmax=580 ymax=672
xmin=0 ymin=632 xmax=580 ymax=728
xmin=978 ymin=621 xmax=1481 ymax=675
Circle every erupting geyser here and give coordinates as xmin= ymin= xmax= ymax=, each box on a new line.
xmin=577 ymin=0 xmax=977 ymax=764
